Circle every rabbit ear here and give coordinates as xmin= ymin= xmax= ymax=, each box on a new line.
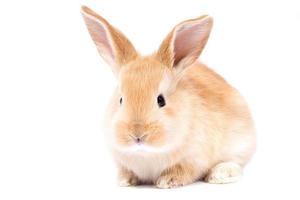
xmin=156 ymin=16 xmax=213 ymax=72
xmin=81 ymin=6 xmax=138 ymax=74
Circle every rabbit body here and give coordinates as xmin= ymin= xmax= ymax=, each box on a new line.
xmin=81 ymin=6 xmax=256 ymax=188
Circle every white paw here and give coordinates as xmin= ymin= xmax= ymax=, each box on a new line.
xmin=206 ymin=162 xmax=242 ymax=184
xmin=118 ymin=177 xmax=139 ymax=187
xmin=156 ymin=176 xmax=184 ymax=189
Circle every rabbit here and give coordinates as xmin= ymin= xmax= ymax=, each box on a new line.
xmin=81 ymin=6 xmax=256 ymax=188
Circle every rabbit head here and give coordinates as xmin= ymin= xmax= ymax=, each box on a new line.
xmin=81 ymin=6 xmax=213 ymax=154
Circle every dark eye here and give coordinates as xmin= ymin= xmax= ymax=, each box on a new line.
xmin=120 ymin=97 xmax=122 ymax=105
xmin=157 ymin=94 xmax=166 ymax=108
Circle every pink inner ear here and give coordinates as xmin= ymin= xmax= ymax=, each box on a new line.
xmin=84 ymin=16 xmax=114 ymax=61
xmin=173 ymin=23 xmax=206 ymax=66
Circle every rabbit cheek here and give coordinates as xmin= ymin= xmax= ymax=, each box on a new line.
xmin=163 ymin=107 xmax=176 ymax=118
xmin=144 ymin=128 xmax=166 ymax=148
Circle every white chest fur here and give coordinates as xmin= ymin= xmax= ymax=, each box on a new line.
xmin=115 ymin=151 xmax=175 ymax=182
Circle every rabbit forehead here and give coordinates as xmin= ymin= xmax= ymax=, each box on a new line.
xmin=119 ymin=57 xmax=171 ymax=95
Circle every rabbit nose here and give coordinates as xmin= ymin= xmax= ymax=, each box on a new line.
xmin=130 ymin=134 xmax=146 ymax=144
xmin=135 ymin=137 xmax=141 ymax=143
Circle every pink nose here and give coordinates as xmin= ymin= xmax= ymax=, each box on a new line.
xmin=130 ymin=134 xmax=146 ymax=144
xmin=135 ymin=137 xmax=141 ymax=143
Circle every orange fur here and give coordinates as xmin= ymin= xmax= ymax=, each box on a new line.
xmin=81 ymin=6 xmax=256 ymax=188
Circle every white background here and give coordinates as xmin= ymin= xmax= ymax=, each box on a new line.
xmin=0 ymin=0 xmax=300 ymax=199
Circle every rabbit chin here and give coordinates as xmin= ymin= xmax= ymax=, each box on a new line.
xmin=116 ymin=143 xmax=173 ymax=155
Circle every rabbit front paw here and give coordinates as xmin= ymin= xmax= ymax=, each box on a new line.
xmin=156 ymin=163 xmax=198 ymax=189
xmin=118 ymin=167 xmax=139 ymax=187
xmin=156 ymin=174 xmax=185 ymax=189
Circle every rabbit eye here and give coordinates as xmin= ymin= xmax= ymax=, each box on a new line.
xmin=119 ymin=97 xmax=122 ymax=105
xmin=157 ymin=94 xmax=166 ymax=108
